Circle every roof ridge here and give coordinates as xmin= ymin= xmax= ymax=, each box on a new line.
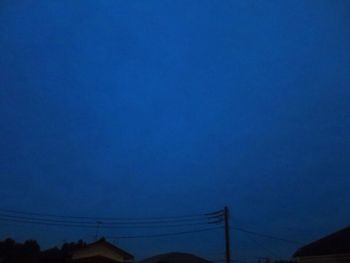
xmin=293 ymin=225 xmax=350 ymax=258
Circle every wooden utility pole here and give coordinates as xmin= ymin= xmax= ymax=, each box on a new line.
xmin=224 ymin=206 xmax=231 ymax=263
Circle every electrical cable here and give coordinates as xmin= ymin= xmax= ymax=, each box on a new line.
xmin=231 ymin=227 xmax=302 ymax=244
xmin=106 ymin=226 xmax=223 ymax=239
xmin=0 ymin=213 xmax=213 ymax=227
xmin=0 ymin=208 xmax=213 ymax=222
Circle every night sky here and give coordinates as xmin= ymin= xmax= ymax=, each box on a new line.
xmin=1 ymin=0 xmax=350 ymax=262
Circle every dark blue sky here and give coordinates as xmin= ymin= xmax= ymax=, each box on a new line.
xmin=1 ymin=0 xmax=350 ymax=261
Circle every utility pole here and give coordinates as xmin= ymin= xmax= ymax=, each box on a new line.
xmin=224 ymin=206 xmax=231 ymax=263
xmin=206 ymin=207 xmax=231 ymax=263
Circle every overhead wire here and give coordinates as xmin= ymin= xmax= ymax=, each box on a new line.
xmin=0 ymin=216 xmax=217 ymax=229
xmin=105 ymin=226 xmax=223 ymax=239
xmin=0 ymin=213 xmax=214 ymax=227
xmin=0 ymin=207 xmax=302 ymax=248
xmin=0 ymin=208 xmax=224 ymax=232
xmin=0 ymin=208 xmax=224 ymax=244
xmin=231 ymin=227 xmax=302 ymax=245
xmin=0 ymin=208 xmax=211 ymax=222
xmin=240 ymin=231 xmax=282 ymax=259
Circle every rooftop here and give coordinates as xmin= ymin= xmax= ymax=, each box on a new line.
xmin=293 ymin=226 xmax=350 ymax=258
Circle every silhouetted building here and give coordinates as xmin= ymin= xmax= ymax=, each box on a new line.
xmin=138 ymin=252 xmax=212 ymax=263
xmin=293 ymin=226 xmax=350 ymax=262
xmin=40 ymin=238 xmax=133 ymax=263
xmin=71 ymin=238 xmax=134 ymax=263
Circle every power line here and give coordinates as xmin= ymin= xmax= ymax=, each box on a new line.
xmin=231 ymin=227 xmax=302 ymax=245
xmin=0 ymin=213 xmax=213 ymax=227
xmin=106 ymin=226 xmax=222 ymax=239
xmin=0 ymin=217 xmax=101 ymax=229
xmin=241 ymin=232 xmax=282 ymax=259
xmin=229 ymin=217 xmax=317 ymax=237
xmin=0 ymin=208 xmax=225 ymax=231
xmin=0 ymin=208 xmax=210 ymax=222
xmin=0 ymin=207 xmax=301 ymax=247
xmin=0 ymin=216 xmax=216 ymax=229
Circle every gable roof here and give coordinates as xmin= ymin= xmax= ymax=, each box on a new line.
xmin=41 ymin=238 xmax=133 ymax=263
xmin=138 ymin=252 xmax=212 ymax=263
xmin=73 ymin=255 xmax=129 ymax=263
xmin=78 ymin=238 xmax=134 ymax=260
xmin=293 ymin=226 xmax=350 ymax=258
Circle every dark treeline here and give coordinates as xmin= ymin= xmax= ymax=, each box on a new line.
xmin=0 ymin=238 xmax=40 ymax=263
xmin=0 ymin=238 xmax=86 ymax=263
xmin=0 ymin=238 xmax=295 ymax=263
